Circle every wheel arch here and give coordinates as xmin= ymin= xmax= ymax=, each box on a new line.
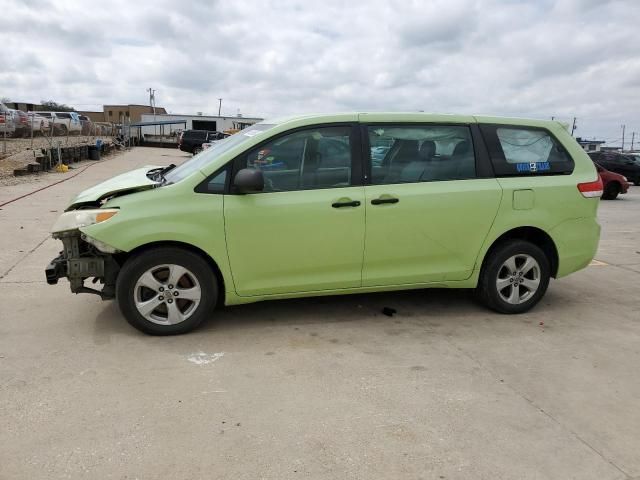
xmin=116 ymin=240 xmax=227 ymax=306
xmin=480 ymin=226 xmax=559 ymax=278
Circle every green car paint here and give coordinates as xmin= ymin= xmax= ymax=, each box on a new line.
xmin=57 ymin=112 xmax=600 ymax=310
xmin=67 ymin=165 xmax=163 ymax=209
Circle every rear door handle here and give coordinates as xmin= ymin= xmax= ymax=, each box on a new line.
xmin=371 ymin=197 xmax=399 ymax=205
xmin=332 ymin=200 xmax=361 ymax=208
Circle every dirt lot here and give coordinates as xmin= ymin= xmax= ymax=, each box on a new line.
xmin=0 ymin=147 xmax=639 ymax=479
xmin=0 ymin=135 xmax=114 ymax=183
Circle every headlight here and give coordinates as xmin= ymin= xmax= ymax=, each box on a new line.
xmin=51 ymin=209 xmax=118 ymax=234
xmin=623 ymin=176 xmax=628 ymax=182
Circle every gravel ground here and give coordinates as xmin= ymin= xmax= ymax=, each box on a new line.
xmin=0 ymin=135 xmax=114 ymax=183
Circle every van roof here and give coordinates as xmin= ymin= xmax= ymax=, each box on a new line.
xmin=262 ymin=112 xmax=561 ymax=130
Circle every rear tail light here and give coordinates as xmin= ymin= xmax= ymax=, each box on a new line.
xmin=577 ymin=178 xmax=603 ymax=198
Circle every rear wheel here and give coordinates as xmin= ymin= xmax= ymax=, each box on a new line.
xmin=601 ymin=182 xmax=620 ymax=200
xmin=476 ymin=240 xmax=550 ymax=314
xmin=192 ymin=146 xmax=202 ymax=155
xmin=116 ymin=247 xmax=217 ymax=335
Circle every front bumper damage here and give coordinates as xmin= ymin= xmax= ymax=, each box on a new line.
xmin=45 ymin=230 xmax=120 ymax=299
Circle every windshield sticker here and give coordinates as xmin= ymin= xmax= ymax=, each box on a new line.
xmin=516 ymin=161 xmax=551 ymax=173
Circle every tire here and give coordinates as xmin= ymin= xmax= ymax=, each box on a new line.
xmin=476 ymin=240 xmax=550 ymax=314
xmin=57 ymin=124 xmax=68 ymax=136
xmin=601 ymin=182 xmax=620 ymax=200
xmin=116 ymin=247 xmax=218 ymax=335
xmin=192 ymin=146 xmax=202 ymax=155
xmin=634 ymin=179 xmax=640 ymax=186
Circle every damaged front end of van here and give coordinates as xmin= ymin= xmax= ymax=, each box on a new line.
xmin=45 ymin=166 xmax=164 ymax=298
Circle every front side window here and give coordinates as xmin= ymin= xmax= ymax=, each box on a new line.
xmin=368 ymin=125 xmax=476 ymax=184
xmin=481 ymin=125 xmax=574 ymax=176
xmin=241 ymin=126 xmax=353 ymax=192
xmin=165 ymin=123 xmax=275 ymax=184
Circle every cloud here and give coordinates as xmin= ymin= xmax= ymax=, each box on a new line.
xmin=0 ymin=0 xmax=638 ymax=141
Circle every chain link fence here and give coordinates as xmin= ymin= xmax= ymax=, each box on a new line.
xmin=0 ymin=108 xmax=117 ymax=160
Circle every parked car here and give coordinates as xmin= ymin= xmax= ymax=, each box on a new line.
xmin=37 ymin=111 xmax=82 ymax=135
xmin=79 ymin=115 xmax=93 ymax=135
xmin=0 ymin=102 xmax=16 ymax=137
xmin=594 ymin=162 xmax=629 ymax=200
xmin=201 ymin=140 xmax=220 ymax=151
xmin=27 ymin=112 xmax=51 ymax=134
xmin=46 ymin=113 xmax=602 ymax=335
xmin=179 ymin=130 xmax=225 ymax=154
xmin=36 ymin=112 xmax=64 ymax=135
xmin=588 ymin=151 xmax=640 ymax=185
xmin=8 ymin=109 xmax=31 ymax=138
xmin=628 ymin=153 xmax=640 ymax=169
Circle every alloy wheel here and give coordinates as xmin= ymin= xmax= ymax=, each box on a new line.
xmin=134 ymin=264 xmax=202 ymax=325
xmin=496 ymin=254 xmax=541 ymax=305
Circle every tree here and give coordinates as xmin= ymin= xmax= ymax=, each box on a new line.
xmin=0 ymin=97 xmax=10 ymax=103
xmin=38 ymin=100 xmax=75 ymax=112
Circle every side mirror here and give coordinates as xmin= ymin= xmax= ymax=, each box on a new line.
xmin=233 ymin=168 xmax=264 ymax=193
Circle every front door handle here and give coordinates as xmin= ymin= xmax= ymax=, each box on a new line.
xmin=332 ymin=200 xmax=361 ymax=208
xmin=371 ymin=197 xmax=399 ymax=205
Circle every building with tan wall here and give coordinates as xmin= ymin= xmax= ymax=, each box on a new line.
xmin=77 ymin=111 xmax=105 ymax=123
xmin=79 ymin=105 xmax=168 ymax=124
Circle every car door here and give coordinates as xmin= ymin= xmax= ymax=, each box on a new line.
xmin=224 ymin=124 xmax=366 ymax=296
xmin=600 ymin=153 xmax=619 ymax=173
xmin=361 ymin=122 xmax=502 ymax=286
xmin=619 ymin=154 xmax=638 ymax=179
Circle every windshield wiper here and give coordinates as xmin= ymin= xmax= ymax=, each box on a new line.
xmin=147 ymin=164 xmax=176 ymax=184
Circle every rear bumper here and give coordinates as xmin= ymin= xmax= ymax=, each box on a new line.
xmin=551 ymin=217 xmax=601 ymax=278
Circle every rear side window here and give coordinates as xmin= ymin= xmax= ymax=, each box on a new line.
xmin=367 ymin=124 xmax=476 ymax=184
xmin=185 ymin=131 xmax=206 ymax=139
xmin=480 ymin=125 xmax=574 ymax=176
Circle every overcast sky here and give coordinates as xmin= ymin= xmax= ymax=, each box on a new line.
xmin=1 ymin=0 xmax=638 ymax=144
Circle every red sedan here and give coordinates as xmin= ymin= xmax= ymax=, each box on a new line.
xmin=594 ymin=162 xmax=629 ymax=200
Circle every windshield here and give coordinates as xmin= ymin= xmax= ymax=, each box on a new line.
xmin=164 ymin=123 xmax=275 ymax=184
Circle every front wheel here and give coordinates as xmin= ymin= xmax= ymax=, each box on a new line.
xmin=476 ymin=240 xmax=550 ymax=314
xmin=116 ymin=247 xmax=218 ymax=335
xmin=192 ymin=146 xmax=202 ymax=155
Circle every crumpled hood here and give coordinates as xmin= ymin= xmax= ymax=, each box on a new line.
xmin=67 ymin=165 xmax=162 ymax=210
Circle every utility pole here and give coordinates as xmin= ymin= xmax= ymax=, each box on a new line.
xmin=218 ymin=98 xmax=222 ymax=117
xmin=621 ymin=124 xmax=625 ymax=151
xmin=147 ymin=87 xmax=156 ymax=135
xmin=571 ymin=117 xmax=577 ymax=136
xmin=631 ymin=132 xmax=636 ymax=151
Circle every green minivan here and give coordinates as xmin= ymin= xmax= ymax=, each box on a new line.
xmin=46 ymin=113 xmax=602 ymax=335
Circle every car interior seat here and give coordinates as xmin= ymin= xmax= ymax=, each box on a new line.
xmin=383 ymin=140 xmax=419 ymax=183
